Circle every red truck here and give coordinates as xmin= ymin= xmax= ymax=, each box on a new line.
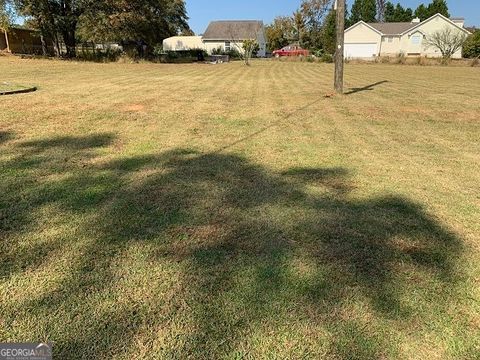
xmin=272 ymin=45 xmax=309 ymax=57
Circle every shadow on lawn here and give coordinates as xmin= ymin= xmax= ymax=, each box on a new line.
xmin=0 ymin=131 xmax=13 ymax=145
xmin=345 ymin=80 xmax=389 ymax=95
xmin=0 ymin=133 xmax=464 ymax=358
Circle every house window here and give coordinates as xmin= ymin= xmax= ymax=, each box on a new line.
xmin=411 ymin=35 xmax=422 ymax=45
xmin=225 ymin=41 xmax=231 ymax=52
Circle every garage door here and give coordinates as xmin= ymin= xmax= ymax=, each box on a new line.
xmin=344 ymin=43 xmax=377 ymax=59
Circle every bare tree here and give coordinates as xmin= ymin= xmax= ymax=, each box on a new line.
xmin=242 ymin=39 xmax=259 ymax=65
xmin=425 ymin=26 xmax=468 ymax=62
xmin=227 ymin=23 xmax=260 ymax=65
xmin=377 ymin=0 xmax=386 ymax=22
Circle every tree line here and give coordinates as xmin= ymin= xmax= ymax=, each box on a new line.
xmin=266 ymin=0 xmax=451 ymax=54
xmin=1 ymin=0 xmax=191 ymax=57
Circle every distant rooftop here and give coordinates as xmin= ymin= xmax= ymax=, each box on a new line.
xmin=202 ymin=20 xmax=264 ymax=41
xmin=367 ymin=22 xmax=417 ymax=35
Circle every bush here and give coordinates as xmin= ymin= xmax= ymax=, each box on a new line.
xmin=77 ymin=46 xmax=123 ymax=63
xmin=152 ymin=47 xmax=208 ymax=63
xmin=226 ymin=49 xmax=242 ymax=59
xmin=312 ymin=49 xmax=325 ymax=58
xmin=463 ymin=30 xmax=480 ymax=58
xmin=212 ymin=46 xmax=242 ymax=59
xmin=319 ymin=53 xmax=334 ymax=63
xmin=395 ymin=52 xmax=406 ymax=64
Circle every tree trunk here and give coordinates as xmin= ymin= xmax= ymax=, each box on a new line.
xmin=62 ymin=29 xmax=76 ymax=57
xmin=53 ymin=34 xmax=61 ymax=57
xmin=334 ymin=0 xmax=345 ymax=94
xmin=40 ymin=33 xmax=47 ymax=56
xmin=4 ymin=29 xmax=10 ymax=53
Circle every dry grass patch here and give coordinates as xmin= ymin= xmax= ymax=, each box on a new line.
xmin=0 ymin=56 xmax=479 ymax=359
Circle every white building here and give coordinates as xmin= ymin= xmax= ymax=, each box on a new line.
xmin=344 ymin=13 xmax=470 ymax=59
xmin=163 ymin=20 xmax=267 ymax=57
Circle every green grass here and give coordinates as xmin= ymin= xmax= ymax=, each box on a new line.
xmin=0 ymin=82 xmax=31 ymax=93
xmin=0 ymin=56 xmax=479 ymax=359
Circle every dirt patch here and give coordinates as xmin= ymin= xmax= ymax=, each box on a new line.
xmin=122 ymin=104 xmax=146 ymax=112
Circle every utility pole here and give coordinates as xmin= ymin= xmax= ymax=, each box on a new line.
xmin=334 ymin=0 xmax=345 ymax=94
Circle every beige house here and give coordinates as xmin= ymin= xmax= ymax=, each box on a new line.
xmin=344 ymin=13 xmax=470 ymax=59
xmin=163 ymin=20 xmax=267 ymax=57
xmin=162 ymin=36 xmax=204 ymax=51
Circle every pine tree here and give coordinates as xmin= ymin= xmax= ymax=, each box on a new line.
xmin=321 ymin=9 xmax=336 ymax=54
xmin=414 ymin=4 xmax=429 ymax=21
xmin=384 ymin=2 xmax=413 ymax=22
xmin=426 ymin=0 xmax=450 ymax=19
xmin=349 ymin=0 xmax=377 ymax=24
xmin=384 ymin=1 xmax=395 ymax=22
xmin=393 ymin=4 xmax=413 ymax=22
xmin=363 ymin=0 xmax=377 ymax=22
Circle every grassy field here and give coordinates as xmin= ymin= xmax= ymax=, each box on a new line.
xmin=0 ymin=56 xmax=479 ymax=359
xmin=0 ymin=81 xmax=33 ymax=94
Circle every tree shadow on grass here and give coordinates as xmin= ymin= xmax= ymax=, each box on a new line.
xmin=0 ymin=134 xmax=465 ymax=358
xmin=345 ymin=80 xmax=389 ymax=95
xmin=0 ymin=131 xmax=13 ymax=145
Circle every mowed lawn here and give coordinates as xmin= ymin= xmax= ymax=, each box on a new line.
xmin=0 ymin=56 xmax=479 ymax=359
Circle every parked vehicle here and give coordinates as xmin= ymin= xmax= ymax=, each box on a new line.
xmin=272 ymin=45 xmax=309 ymax=57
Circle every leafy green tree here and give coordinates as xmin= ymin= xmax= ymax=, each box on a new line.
xmin=0 ymin=0 xmax=12 ymax=52
xmin=299 ymin=0 xmax=330 ymax=49
xmin=265 ymin=16 xmax=296 ymax=51
xmin=321 ymin=8 xmax=336 ymax=54
xmin=16 ymin=0 xmax=84 ymax=57
xmin=78 ymin=0 xmax=190 ymax=51
xmin=463 ymin=30 xmax=480 ymax=58
xmin=15 ymin=0 xmax=190 ymax=57
xmin=350 ymin=0 xmax=377 ymax=24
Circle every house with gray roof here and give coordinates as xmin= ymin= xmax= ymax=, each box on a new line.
xmin=344 ymin=13 xmax=470 ymax=59
xmin=163 ymin=20 xmax=266 ymax=57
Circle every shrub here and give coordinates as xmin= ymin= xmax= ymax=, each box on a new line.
xmin=319 ymin=53 xmax=334 ymax=63
xmin=463 ymin=30 xmax=480 ymax=58
xmin=312 ymin=49 xmax=324 ymax=58
xmin=77 ymin=46 xmax=123 ymax=63
xmin=153 ymin=47 xmax=208 ymax=63
xmin=226 ymin=48 xmax=242 ymax=59
xmin=395 ymin=52 xmax=406 ymax=64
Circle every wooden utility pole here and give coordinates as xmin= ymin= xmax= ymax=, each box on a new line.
xmin=334 ymin=0 xmax=345 ymax=94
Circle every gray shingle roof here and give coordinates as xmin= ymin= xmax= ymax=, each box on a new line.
xmin=367 ymin=22 xmax=417 ymax=35
xmin=203 ymin=20 xmax=264 ymax=41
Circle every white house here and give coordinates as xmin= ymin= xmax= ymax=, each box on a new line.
xmin=344 ymin=13 xmax=471 ymax=59
xmin=162 ymin=36 xmax=204 ymax=51
xmin=163 ymin=20 xmax=267 ymax=57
